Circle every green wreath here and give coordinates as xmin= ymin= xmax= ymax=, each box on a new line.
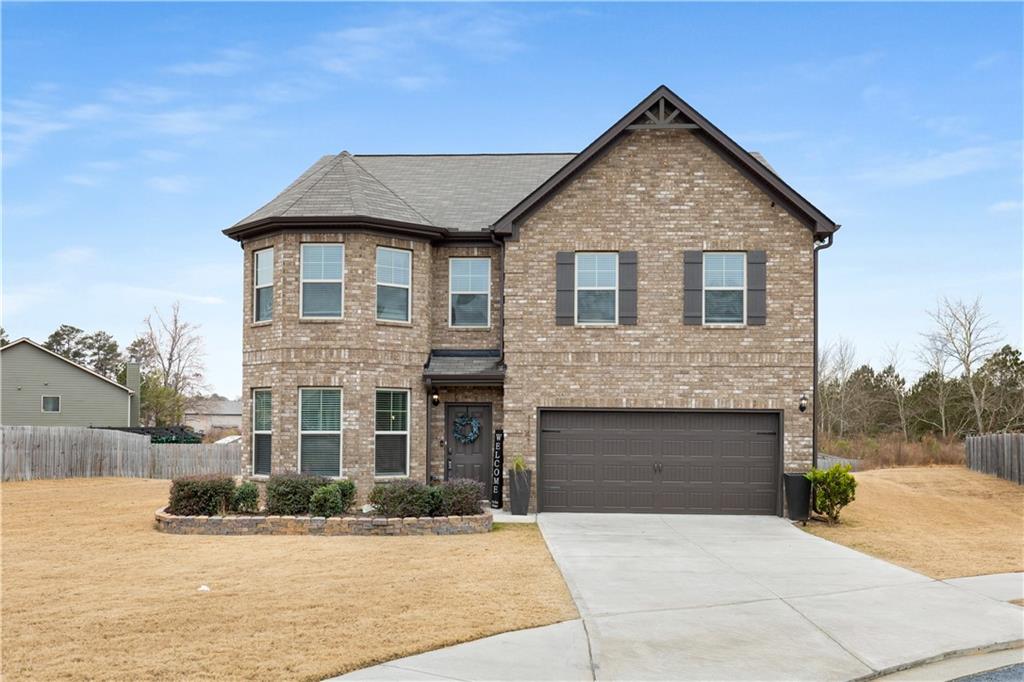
xmin=452 ymin=414 xmax=481 ymax=445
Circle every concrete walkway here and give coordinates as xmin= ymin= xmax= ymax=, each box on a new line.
xmin=337 ymin=514 xmax=1023 ymax=681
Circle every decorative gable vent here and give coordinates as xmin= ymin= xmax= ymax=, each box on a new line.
xmin=626 ymin=97 xmax=699 ymax=130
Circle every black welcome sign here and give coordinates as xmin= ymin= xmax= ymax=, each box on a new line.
xmin=489 ymin=429 xmax=505 ymax=509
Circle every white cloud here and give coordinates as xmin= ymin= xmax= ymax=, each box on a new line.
xmin=145 ymin=105 xmax=251 ymax=136
xmin=141 ymin=149 xmax=183 ymax=163
xmin=792 ymin=51 xmax=884 ymax=81
xmin=52 ymin=246 xmax=97 ymax=265
xmin=64 ymin=174 xmax=103 ymax=187
xmin=988 ymin=200 xmax=1022 ymax=213
xmin=115 ymin=286 xmax=224 ymax=305
xmin=146 ymin=175 xmax=194 ymax=193
xmin=856 ymin=145 xmax=1011 ymax=186
xmin=166 ymin=48 xmax=253 ymax=76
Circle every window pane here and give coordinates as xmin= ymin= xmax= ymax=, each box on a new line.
xmin=577 ymin=253 xmax=617 ymax=288
xmin=255 ymin=286 xmax=273 ymax=321
xmin=377 ymin=285 xmax=409 ymax=321
xmin=704 ymin=253 xmax=745 ymax=288
xmin=301 ymin=434 xmax=340 ymax=476
xmin=577 ymin=290 xmax=616 ymax=323
xmin=705 ymin=290 xmax=744 ymax=323
xmin=254 ymin=434 xmax=272 ymax=475
xmin=302 ymin=244 xmax=343 ymax=280
xmin=302 ymin=282 xmax=342 ymax=317
xmin=255 ymin=249 xmax=273 ymax=286
xmin=42 ymin=396 xmax=60 ymax=412
xmin=451 ymin=259 xmax=488 ymax=292
xmin=377 ymin=248 xmax=410 ymax=286
xmin=451 ymin=293 xmax=488 ymax=326
xmin=253 ymin=391 xmax=272 ymax=431
xmin=376 ymin=390 xmax=408 ymax=432
xmin=301 ymin=389 xmax=341 ymax=431
xmin=375 ymin=434 xmax=408 ymax=476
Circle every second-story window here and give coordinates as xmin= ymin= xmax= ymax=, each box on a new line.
xmin=449 ymin=258 xmax=490 ymax=328
xmin=301 ymin=244 xmax=344 ymax=318
xmin=376 ymin=247 xmax=411 ymax=322
xmin=253 ymin=247 xmax=274 ymax=322
xmin=703 ymin=252 xmax=746 ymax=324
xmin=575 ymin=252 xmax=618 ymax=325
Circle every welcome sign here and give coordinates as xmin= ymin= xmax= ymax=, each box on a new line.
xmin=489 ymin=429 xmax=505 ymax=509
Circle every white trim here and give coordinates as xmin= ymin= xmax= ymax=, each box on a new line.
xmin=299 ymin=243 xmax=345 ymax=320
xmin=375 ymin=246 xmax=412 ymax=323
xmin=574 ymin=252 xmax=619 ymax=326
xmin=702 ymin=251 xmax=747 ymax=326
xmin=251 ymin=388 xmax=272 ymax=476
xmin=297 ymin=387 xmax=343 ymax=478
xmin=0 ymin=338 xmax=133 ymax=393
xmin=448 ymin=257 xmax=491 ymax=329
xmin=41 ymin=395 xmax=61 ymax=413
xmin=253 ymin=247 xmax=274 ymax=323
xmin=374 ymin=388 xmax=411 ymax=478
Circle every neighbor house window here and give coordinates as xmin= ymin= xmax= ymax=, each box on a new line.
xmin=253 ymin=248 xmax=274 ymax=322
xmin=575 ymin=252 xmax=618 ymax=324
xmin=703 ymin=252 xmax=746 ymax=324
xmin=252 ymin=390 xmax=272 ymax=476
xmin=41 ymin=396 xmax=61 ymax=413
xmin=301 ymin=244 xmax=344 ymax=318
xmin=375 ymin=389 xmax=409 ymax=477
xmin=376 ymin=247 xmax=411 ymax=322
xmin=299 ymin=388 xmax=342 ymax=477
xmin=449 ymin=258 xmax=490 ymax=327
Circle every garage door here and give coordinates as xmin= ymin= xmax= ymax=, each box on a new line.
xmin=539 ymin=410 xmax=780 ymax=514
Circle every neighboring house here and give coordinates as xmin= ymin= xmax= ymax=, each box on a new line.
xmin=184 ymin=399 xmax=242 ymax=434
xmin=224 ymin=85 xmax=840 ymax=515
xmin=0 ymin=338 xmax=140 ymax=427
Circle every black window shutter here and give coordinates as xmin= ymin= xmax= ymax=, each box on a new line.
xmin=555 ymin=252 xmax=574 ymax=326
xmin=683 ymin=251 xmax=703 ymax=325
xmin=747 ymin=250 xmax=767 ymax=326
xmin=618 ymin=251 xmax=638 ymax=325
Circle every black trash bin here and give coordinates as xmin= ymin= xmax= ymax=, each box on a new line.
xmin=784 ymin=473 xmax=811 ymax=521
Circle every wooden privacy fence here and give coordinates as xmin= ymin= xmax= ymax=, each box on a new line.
xmin=1 ymin=426 xmax=241 ymax=481
xmin=965 ymin=433 xmax=1024 ymax=485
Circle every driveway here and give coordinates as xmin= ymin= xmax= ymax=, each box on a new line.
xmin=339 ymin=514 xmax=1023 ymax=681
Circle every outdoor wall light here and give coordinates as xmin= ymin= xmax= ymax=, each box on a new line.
xmin=799 ymin=394 xmax=808 ymax=412
xmin=431 ymin=390 xmax=440 ymax=407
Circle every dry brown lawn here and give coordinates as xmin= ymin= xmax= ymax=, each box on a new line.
xmin=804 ymin=466 xmax=1024 ymax=579
xmin=1 ymin=478 xmax=577 ymax=681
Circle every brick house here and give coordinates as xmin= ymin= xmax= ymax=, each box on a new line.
xmin=224 ymin=86 xmax=839 ymax=515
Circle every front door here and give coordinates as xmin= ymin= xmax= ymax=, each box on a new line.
xmin=445 ymin=403 xmax=492 ymax=491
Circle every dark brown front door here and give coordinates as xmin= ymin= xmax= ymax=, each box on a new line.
xmin=445 ymin=403 xmax=492 ymax=490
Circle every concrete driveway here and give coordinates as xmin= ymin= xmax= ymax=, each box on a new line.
xmin=339 ymin=514 xmax=1023 ymax=681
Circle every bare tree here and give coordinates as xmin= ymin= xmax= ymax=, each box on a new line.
xmin=879 ymin=344 xmax=910 ymax=440
xmin=141 ymin=301 xmax=207 ymax=399
xmin=928 ymin=297 xmax=1001 ymax=434
xmin=915 ymin=334 xmax=956 ymax=438
xmin=819 ymin=337 xmax=857 ymax=438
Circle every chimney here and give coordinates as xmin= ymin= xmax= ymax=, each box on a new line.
xmin=125 ymin=362 xmax=141 ymax=427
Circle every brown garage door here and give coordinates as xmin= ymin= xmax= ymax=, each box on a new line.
xmin=539 ymin=410 xmax=780 ymax=514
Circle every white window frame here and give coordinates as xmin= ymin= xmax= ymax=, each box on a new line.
xmin=375 ymin=246 xmax=412 ymax=323
xmin=574 ymin=252 xmax=619 ymax=326
xmin=41 ymin=395 xmax=61 ymax=413
xmin=702 ymin=251 xmax=747 ymax=326
xmin=448 ymin=257 xmax=491 ymax=329
xmin=374 ymin=388 xmax=410 ymax=478
xmin=251 ymin=389 xmax=272 ymax=477
xmin=253 ymin=247 xmax=274 ymax=323
xmin=299 ymin=243 xmax=345 ymax=319
xmin=297 ymin=388 xmax=344 ymax=478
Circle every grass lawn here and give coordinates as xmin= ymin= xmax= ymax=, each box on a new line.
xmin=1 ymin=478 xmax=577 ymax=681
xmin=804 ymin=466 xmax=1024 ymax=580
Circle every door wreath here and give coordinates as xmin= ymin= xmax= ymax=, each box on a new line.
xmin=452 ymin=414 xmax=481 ymax=445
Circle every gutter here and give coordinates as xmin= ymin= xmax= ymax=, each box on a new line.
xmin=812 ymin=232 xmax=835 ymax=470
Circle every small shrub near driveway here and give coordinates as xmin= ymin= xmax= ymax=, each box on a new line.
xmin=167 ymin=475 xmax=235 ymax=516
xmin=309 ymin=480 xmax=357 ymax=517
xmin=806 ymin=463 xmax=857 ymax=525
xmin=232 ymin=481 xmax=260 ymax=513
xmin=370 ymin=479 xmax=484 ymax=517
xmin=266 ymin=474 xmax=331 ymax=515
xmin=440 ymin=479 xmax=485 ymax=516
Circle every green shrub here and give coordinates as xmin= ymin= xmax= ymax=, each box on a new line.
xmin=266 ymin=474 xmax=330 ymax=515
xmin=439 ymin=479 xmax=484 ymax=516
xmin=806 ymin=464 xmax=857 ymax=525
xmin=168 ymin=475 xmax=235 ymax=516
xmin=232 ymin=481 xmax=260 ymax=513
xmin=309 ymin=480 xmax=357 ymax=517
xmin=369 ymin=479 xmax=433 ymax=517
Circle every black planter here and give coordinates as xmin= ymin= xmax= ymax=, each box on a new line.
xmin=509 ymin=470 xmax=532 ymax=515
xmin=784 ymin=473 xmax=811 ymax=521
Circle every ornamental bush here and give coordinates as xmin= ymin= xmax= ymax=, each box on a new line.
xmin=439 ymin=479 xmax=485 ymax=516
xmin=266 ymin=474 xmax=330 ymax=515
xmin=168 ymin=475 xmax=236 ymax=516
xmin=806 ymin=464 xmax=857 ymax=525
xmin=232 ymin=481 xmax=261 ymax=513
xmin=309 ymin=480 xmax=357 ymax=517
xmin=369 ymin=479 xmax=433 ymax=517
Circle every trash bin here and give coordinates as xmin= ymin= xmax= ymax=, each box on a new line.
xmin=784 ymin=473 xmax=811 ymax=521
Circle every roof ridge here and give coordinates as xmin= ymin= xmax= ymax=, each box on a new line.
xmin=354 ymin=152 xmax=577 ymax=158
xmin=345 ymin=154 xmax=435 ymax=226
xmin=278 ymin=153 xmax=350 ymax=218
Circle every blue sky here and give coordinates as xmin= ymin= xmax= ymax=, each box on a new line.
xmin=4 ymin=2 xmax=1022 ymax=396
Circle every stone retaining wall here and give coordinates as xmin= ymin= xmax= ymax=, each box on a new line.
xmin=155 ymin=508 xmax=492 ymax=536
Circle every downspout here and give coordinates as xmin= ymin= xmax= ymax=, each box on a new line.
xmin=490 ymin=229 xmax=506 ymax=366
xmin=425 ymin=377 xmax=433 ymax=484
xmin=812 ymin=232 xmax=835 ymax=470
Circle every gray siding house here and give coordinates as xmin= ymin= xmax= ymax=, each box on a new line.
xmin=0 ymin=338 xmax=139 ymax=427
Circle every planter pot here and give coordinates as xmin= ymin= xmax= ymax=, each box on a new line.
xmin=784 ymin=473 xmax=811 ymax=521
xmin=508 ymin=470 xmax=532 ymax=515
